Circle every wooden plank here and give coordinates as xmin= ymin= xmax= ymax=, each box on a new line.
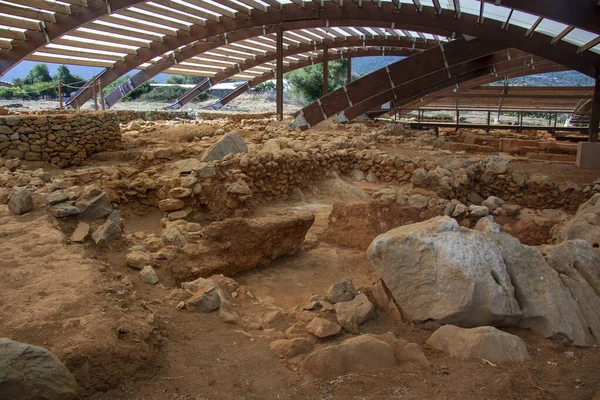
xmin=53 ymin=37 xmax=138 ymax=54
xmin=117 ymin=9 xmax=191 ymax=31
xmin=236 ymin=0 xmax=269 ymax=12
xmin=59 ymin=0 xmax=88 ymax=7
xmin=183 ymin=0 xmax=236 ymax=19
xmin=38 ymin=46 xmax=125 ymax=61
xmin=133 ymin=3 xmax=204 ymax=26
xmin=151 ymin=0 xmax=220 ymax=22
xmin=0 ymin=28 xmax=27 ymax=41
xmin=102 ymin=15 xmax=179 ymax=36
xmin=26 ymin=54 xmax=113 ymax=67
xmin=88 ymin=22 xmax=164 ymax=42
xmin=0 ymin=4 xmax=55 ymax=23
xmin=70 ymin=29 xmax=151 ymax=47
xmin=0 ymin=15 xmax=41 ymax=31
xmin=11 ymin=0 xmax=70 ymax=14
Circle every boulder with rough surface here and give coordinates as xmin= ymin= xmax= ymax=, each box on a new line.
xmin=556 ymin=193 xmax=600 ymax=250
xmin=302 ymin=335 xmax=396 ymax=379
xmin=0 ymin=338 xmax=78 ymax=400
xmin=173 ymin=214 xmax=314 ymax=280
xmin=425 ymin=325 xmax=529 ymax=362
xmin=367 ymin=216 xmax=522 ymax=328
xmin=201 ymin=132 xmax=247 ymax=161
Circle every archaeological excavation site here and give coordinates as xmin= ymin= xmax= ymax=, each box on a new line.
xmin=1 ymin=0 xmax=600 ymax=399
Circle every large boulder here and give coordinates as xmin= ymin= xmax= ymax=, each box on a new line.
xmin=368 ymin=215 xmax=600 ymax=346
xmin=425 ymin=325 xmax=529 ymax=362
xmin=302 ymin=335 xmax=396 ymax=379
xmin=0 ymin=338 xmax=78 ymax=400
xmin=172 ymin=214 xmax=314 ymax=280
xmin=201 ymin=132 xmax=247 ymax=161
xmin=556 ymin=193 xmax=600 ymax=251
xmin=367 ymin=216 xmax=522 ymax=328
xmin=486 ymin=230 xmax=596 ymax=346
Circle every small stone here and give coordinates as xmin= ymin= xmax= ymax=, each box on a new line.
xmin=70 ymin=222 xmax=90 ymax=242
xmin=107 ymin=210 xmax=121 ymax=226
xmin=162 ymin=225 xmax=187 ymax=247
xmin=334 ymin=293 xmax=375 ymax=334
xmin=469 ymin=205 xmax=490 ymax=218
xmin=126 ymin=250 xmax=151 ymax=269
xmin=140 ymin=265 xmax=158 ymax=285
xmin=227 ymin=180 xmax=252 ymax=196
xmin=186 ymin=283 xmax=221 ymax=313
xmin=306 ymin=317 xmax=343 ymax=338
xmin=50 ymin=202 xmax=81 ymax=218
xmin=46 ymin=191 xmax=68 ymax=206
xmin=327 ymin=278 xmax=356 ymax=303
xmin=270 ymin=338 xmax=313 ymax=359
xmin=8 ymin=189 xmax=33 ymax=215
xmin=75 ymin=186 xmax=112 ymax=220
xmin=92 ymin=220 xmax=121 ymax=244
xmin=169 ymin=187 xmax=193 ymax=199
xmin=159 ymin=198 xmax=185 ymax=212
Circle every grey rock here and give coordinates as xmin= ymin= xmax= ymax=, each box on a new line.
xmin=46 ymin=190 xmax=68 ymax=206
xmin=201 ymin=132 xmax=247 ymax=161
xmin=185 ymin=280 xmax=221 ymax=312
xmin=367 ymin=217 xmax=522 ymax=328
xmin=426 ymin=325 xmax=529 ymax=362
xmin=327 ymin=278 xmax=356 ymax=303
xmin=75 ymin=186 xmax=112 ymax=220
xmin=8 ymin=189 xmax=33 ymax=215
xmin=0 ymin=338 xmax=78 ymax=400
xmin=107 ymin=210 xmax=121 ymax=226
xmin=50 ymin=202 xmax=81 ymax=218
xmin=334 ymin=293 xmax=375 ymax=333
xmin=140 ymin=265 xmax=159 ymax=285
xmin=92 ymin=220 xmax=122 ymax=244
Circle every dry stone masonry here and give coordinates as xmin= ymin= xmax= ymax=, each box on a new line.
xmin=0 ymin=112 xmax=120 ymax=167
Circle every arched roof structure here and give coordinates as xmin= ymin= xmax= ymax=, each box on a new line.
xmin=0 ymin=0 xmax=598 ymax=133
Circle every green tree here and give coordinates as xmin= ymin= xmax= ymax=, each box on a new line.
xmin=53 ymin=65 xmax=85 ymax=96
xmin=23 ymin=64 xmax=52 ymax=84
xmin=165 ymin=75 xmax=186 ymax=84
xmin=285 ymin=59 xmax=348 ymax=104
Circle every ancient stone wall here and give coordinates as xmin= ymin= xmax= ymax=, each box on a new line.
xmin=98 ymin=147 xmax=600 ymax=219
xmin=0 ymin=112 xmax=121 ymax=167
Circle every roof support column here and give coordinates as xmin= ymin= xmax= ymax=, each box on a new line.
xmin=347 ymin=57 xmax=352 ymax=84
xmin=276 ymin=25 xmax=284 ymax=122
xmin=589 ymin=67 xmax=600 ymax=142
xmin=323 ymin=43 xmax=329 ymax=96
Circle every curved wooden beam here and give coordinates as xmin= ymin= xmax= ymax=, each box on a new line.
xmin=205 ymin=48 xmax=412 ymax=110
xmin=155 ymin=37 xmax=423 ymax=110
xmin=479 ymin=0 xmax=600 ymax=36
xmin=64 ymin=2 xmax=600 ymax=108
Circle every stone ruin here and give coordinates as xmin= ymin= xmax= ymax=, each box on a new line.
xmin=1 ymin=112 xmax=600 ymax=399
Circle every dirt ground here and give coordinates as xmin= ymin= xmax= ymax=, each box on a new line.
xmin=2 ymin=116 xmax=600 ymax=400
